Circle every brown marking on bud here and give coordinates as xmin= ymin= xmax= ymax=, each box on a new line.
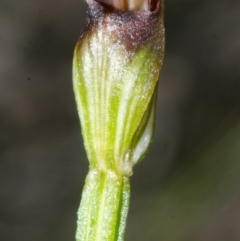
xmin=105 ymin=9 xmax=163 ymax=53
xmin=76 ymin=0 xmax=164 ymax=63
xmin=149 ymin=0 xmax=158 ymax=11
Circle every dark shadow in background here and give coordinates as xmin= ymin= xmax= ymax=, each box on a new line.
xmin=0 ymin=0 xmax=240 ymax=240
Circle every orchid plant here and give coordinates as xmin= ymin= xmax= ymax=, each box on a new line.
xmin=72 ymin=0 xmax=165 ymax=240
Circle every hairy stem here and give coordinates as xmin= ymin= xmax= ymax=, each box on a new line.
xmin=76 ymin=170 xmax=130 ymax=241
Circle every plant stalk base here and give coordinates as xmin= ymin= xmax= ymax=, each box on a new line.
xmin=76 ymin=170 xmax=130 ymax=241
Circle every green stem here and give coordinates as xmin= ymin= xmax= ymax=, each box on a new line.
xmin=76 ymin=170 xmax=130 ymax=241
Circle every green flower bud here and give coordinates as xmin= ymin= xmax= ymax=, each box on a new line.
xmin=73 ymin=0 xmax=164 ymax=176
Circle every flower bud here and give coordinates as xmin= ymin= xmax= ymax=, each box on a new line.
xmin=73 ymin=0 xmax=165 ymax=176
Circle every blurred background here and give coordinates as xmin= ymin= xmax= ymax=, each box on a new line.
xmin=1 ymin=0 xmax=240 ymax=240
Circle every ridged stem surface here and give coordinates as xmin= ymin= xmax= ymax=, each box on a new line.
xmin=76 ymin=170 xmax=130 ymax=241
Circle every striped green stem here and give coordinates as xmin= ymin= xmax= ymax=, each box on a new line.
xmin=76 ymin=170 xmax=130 ymax=241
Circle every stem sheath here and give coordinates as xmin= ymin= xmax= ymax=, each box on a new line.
xmin=76 ymin=170 xmax=130 ymax=241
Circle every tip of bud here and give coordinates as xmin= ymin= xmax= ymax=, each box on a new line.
xmin=94 ymin=0 xmax=160 ymax=11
